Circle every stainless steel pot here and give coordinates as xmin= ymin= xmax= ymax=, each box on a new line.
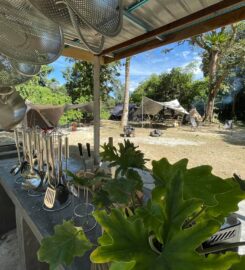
xmin=0 ymin=90 xmax=26 ymax=130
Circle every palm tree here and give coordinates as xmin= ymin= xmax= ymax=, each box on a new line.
xmin=121 ymin=57 xmax=131 ymax=128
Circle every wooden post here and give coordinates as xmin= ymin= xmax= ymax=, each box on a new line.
xmin=93 ymin=56 xmax=100 ymax=165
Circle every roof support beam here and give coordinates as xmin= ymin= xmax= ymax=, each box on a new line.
xmin=101 ymin=0 xmax=244 ymax=57
xmin=105 ymin=6 xmax=245 ymax=63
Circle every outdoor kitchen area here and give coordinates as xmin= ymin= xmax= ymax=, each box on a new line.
xmin=0 ymin=1 xmax=245 ymax=270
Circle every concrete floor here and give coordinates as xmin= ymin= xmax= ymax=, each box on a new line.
xmin=0 ymin=230 xmax=20 ymax=270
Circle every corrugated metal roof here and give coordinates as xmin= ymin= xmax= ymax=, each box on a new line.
xmin=62 ymin=0 xmax=245 ymax=62
xmin=65 ymin=0 xmax=221 ymax=50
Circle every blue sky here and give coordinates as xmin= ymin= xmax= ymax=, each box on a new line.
xmin=50 ymin=42 xmax=203 ymax=92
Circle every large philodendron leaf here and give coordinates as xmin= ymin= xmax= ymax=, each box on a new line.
xmin=91 ymin=161 xmax=242 ymax=270
xmin=152 ymin=158 xmax=234 ymax=211
xmin=153 ymin=172 xmax=239 ymax=269
xmin=230 ymin=256 xmax=245 ymax=269
xmin=183 ymin=165 xmax=231 ymax=207
xmin=152 ymin=158 xmax=188 ymax=202
xmin=90 ymin=209 xmax=158 ymax=270
xmin=204 ymin=177 xmax=245 ymax=224
xmin=135 ymin=200 xmax=164 ymax=242
xmin=38 ymin=221 xmax=93 ymax=270
xmin=100 ymin=140 xmax=147 ymax=176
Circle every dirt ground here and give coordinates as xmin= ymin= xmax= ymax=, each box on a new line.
xmin=67 ymin=120 xmax=245 ymax=179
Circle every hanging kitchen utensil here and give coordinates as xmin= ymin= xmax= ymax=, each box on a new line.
xmin=29 ymin=0 xmax=105 ymax=54
xmin=56 ymin=135 xmax=69 ymax=204
xmin=11 ymin=60 xmax=41 ymax=77
xmin=44 ymin=135 xmax=56 ymax=209
xmin=0 ymin=90 xmax=26 ymax=130
xmin=0 ymin=87 xmax=14 ymax=96
xmin=64 ymin=136 xmax=69 ymax=174
xmin=78 ymin=143 xmax=86 ymax=171
xmin=19 ymin=129 xmax=30 ymax=177
xmin=10 ymin=129 xmax=22 ymax=175
xmin=0 ymin=54 xmax=32 ymax=87
xmin=22 ymin=130 xmax=42 ymax=190
xmin=85 ymin=143 xmax=93 ymax=172
xmin=0 ymin=0 xmax=64 ymax=65
xmin=67 ymin=6 xmax=104 ymax=54
xmin=64 ymin=0 xmax=123 ymax=37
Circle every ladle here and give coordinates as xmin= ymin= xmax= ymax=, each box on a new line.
xmin=22 ymin=130 xmax=42 ymax=190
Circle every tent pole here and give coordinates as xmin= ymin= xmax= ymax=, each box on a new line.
xmin=93 ymin=56 xmax=100 ymax=166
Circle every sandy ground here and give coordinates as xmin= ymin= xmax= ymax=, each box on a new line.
xmin=67 ymin=120 xmax=245 ymax=179
xmin=67 ymin=120 xmax=245 ymax=255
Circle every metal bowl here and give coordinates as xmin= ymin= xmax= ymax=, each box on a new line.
xmin=0 ymin=90 xmax=26 ymax=130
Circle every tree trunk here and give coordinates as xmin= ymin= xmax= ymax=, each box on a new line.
xmin=204 ymin=91 xmax=215 ymax=122
xmin=203 ymin=50 xmax=219 ymax=122
xmin=232 ymin=92 xmax=237 ymax=118
xmin=121 ymin=57 xmax=131 ymax=128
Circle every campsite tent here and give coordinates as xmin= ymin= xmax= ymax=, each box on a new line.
xmin=135 ymin=97 xmax=189 ymax=117
xmin=109 ymin=104 xmax=137 ymax=120
xmin=25 ymin=102 xmax=94 ymax=129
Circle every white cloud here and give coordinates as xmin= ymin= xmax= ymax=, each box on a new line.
xmin=182 ymin=51 xmax=191 ymax=58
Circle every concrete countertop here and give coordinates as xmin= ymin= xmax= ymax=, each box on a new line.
xmin=0 ymin=157 xmax=100 ymax=270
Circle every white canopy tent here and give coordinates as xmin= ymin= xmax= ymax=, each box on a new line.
xmin=135 ymin=96 xmax=189 ymax=118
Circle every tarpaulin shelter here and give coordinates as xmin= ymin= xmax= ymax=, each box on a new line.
xmin=135 ymin=97 xmax=189 ymax=117
xmin=109 ymin=104 xmax=137 ymax=120
xmin=25 ymin=102 xmax=94 ymax=129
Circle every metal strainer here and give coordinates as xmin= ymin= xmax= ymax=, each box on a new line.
xmin=0 ymin=54 xmax=31 ymax=87
xmin=11 ymin=60 xmax=41 ymax=77
xmin=65 ymin=0 xmax=123 ymax=37
xmin=0 ymin=89 xmax=27 ymax=130
xmin=0 ymin=0 xmax=64 ymax=64
xmin=29 ymin=0 xmax=105 ymax=54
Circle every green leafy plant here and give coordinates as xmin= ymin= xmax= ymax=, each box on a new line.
xmin=38 ymin=155 xmax=245 ymax=270
xmin=67 ymin=140 xmax=147 ymax=209
xmin=90 ymin=158 xmax=245 ymax=269
xmin=100 ymin=139 xmax=147 ymax=177
xmin=38 ymin=220 xmax=92 ymax=270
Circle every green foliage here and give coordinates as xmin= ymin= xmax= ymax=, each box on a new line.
xmin=131 ymin=68 xmax=201 ymax=109
xmin=38 ymin=220 xmax=92 ymax=270
xmin=90 ymin=158 xmax=245 ymax=270
xmin=103 ymin=169 xmax=143 ymax=206
xmin=39 ymin=145 xmax=245 ymax=270
xmin=91 ymin=209 xmax=158 ymax=269
xmin=190 ymin=23 xmax=245 ymax=120
xmin=63 ymin=60 xmax=121 ymax=103
xmin=100 ymin=140 xmax=147 ymax=177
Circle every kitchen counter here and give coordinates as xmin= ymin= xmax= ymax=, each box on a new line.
xmin=0 ymin=157 xmax=100 ymax=270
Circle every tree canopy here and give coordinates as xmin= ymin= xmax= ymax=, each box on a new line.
xmin=63 ymin=59 xmax=121 ymax=103
xmin=131 ymin=68 xmax=204 ymax=110
xmin=189 ymin=22 xmax=245 ymax=121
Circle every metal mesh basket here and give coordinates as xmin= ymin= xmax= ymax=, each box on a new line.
xmin=29 ymin=0 xmax=106 ymax=54
xmin=0 ymin=54 xmax=32 ymax=87
xmin=11 ymin=60 xmax=41 ymax=77
xmin=0 ymin=0 xmax=64 ymax=64
xmin=65 ymin=0 xmax=123 ymax=37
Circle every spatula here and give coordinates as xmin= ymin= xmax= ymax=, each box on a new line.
xmin=44 ymin=135 xmax=56 ymax=209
